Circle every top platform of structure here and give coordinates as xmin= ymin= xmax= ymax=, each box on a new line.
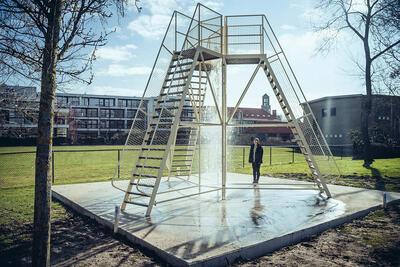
xmin=166 ymin=4 xmax=284 ymax=65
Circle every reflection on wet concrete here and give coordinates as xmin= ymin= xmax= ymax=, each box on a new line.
xmin=52 ymin=173 xmax=400 ymax=266
xmin=250 ymin=187 xmax=265 ymax=226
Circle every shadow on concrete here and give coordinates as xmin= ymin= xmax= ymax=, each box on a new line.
xmin=365 ymin=166 xmax=385 ymax=191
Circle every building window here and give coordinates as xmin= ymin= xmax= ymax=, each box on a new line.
xmin=118 ymin=99 xmax=126 ymax=107
xmin=330 ymin=107 xmax=336 ymax=116
xmin=87 ymin=108 xmax=98 ymax=117
xmin=89 ymin=98 xmax=99 ymax=106
xmin=99 ymin=98 xmax=115 ymax=107
xmin=110 ymin=109 xmax=124 ymax=118
xmin=82 ymin=97 xmax=89 ymax=106
xmin=109 ymin=120 xmax=124 ymax=129
xmin=87 ymin=120 xmax=98 ymax=129
xmin=100 ymin=120 xmax=109 ymax=128
xmin=322 ymin=109 xmax=327 ymax=117
xmin=127 ymin=109 xmax=136 ymax=118
xmin=100 ymin=109 xmax=110 ymax=118
xmin=57 ymin=96 xmax=68 ymax=106
xmin=127 ymin=120 xmax=133 ymax=129
xmin=73 ymin=108 xmax=86 ymax=117
xmin=69 ymin=97 xmax=79 ymax=105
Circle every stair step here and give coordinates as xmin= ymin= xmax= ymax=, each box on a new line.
xmin=171 ymin=169 xmax=191 ymax=173
xmin=158 ymin=98 xmax=182 ymax=103
xmin=165 ymin=76 xmax=188 ymax=82
xmin=136 ymin=165 xmax=160 ymax=169
xmin=168 ymin=69 xmax=190 ymax=75
xmin=162 ymin=83 xmax=186 ymax=89
xmin=150 ymin=122 xmax=173 ymax=126
xmin=155 ymin=105 xmax=191 ymax=111
xmin=124 ymin=200 xmax=148 ymax=207
xmin=172 ymin=164 xmax=192 ymax=167
xmin=142 ymin=148 xmax=165 ymax=151
xmin=173 ymin=154 xmax=194 ymax=157
xmin=170 ymin=62 xmax=193 ymax=68
xmin=172 ymin=159 xmax=193 ymax=162
xmin=130 ymin=182 xmax=155 ymax=188
xmin=132 ymin=174 xmax=158 ymax=178
xmin=160 ymin=91 xmax=184 ymax=96
xmin=127 ymin=191 xmax=151 ymax=197
xmin=139 ymin=156 xmax=163 ymax=160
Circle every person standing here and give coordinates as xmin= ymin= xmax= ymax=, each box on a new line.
xmin=249 ymin=137 xmax=263 ymax=184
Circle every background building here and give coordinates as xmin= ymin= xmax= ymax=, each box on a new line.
xmin=228 ymin=93 xmax=291 ymax=144
xmin=1 ymin=85 xmax=291 ymax=145
xmin=0 ymin=85 xmax=153 ymax=144
xmin=307 ymin=94 xmax=400 ymax=146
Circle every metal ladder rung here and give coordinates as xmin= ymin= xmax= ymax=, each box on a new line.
xmin=142 ymin=148 xmax=165 ymax=151
xmin=138 ymin=156 xmax=163 ymax=160
xmin=127 ymin=191 xmax=151 ymax=197
xmin=136 ymin=165 xmax=160 ymax=169
xmin=155 ymin=105 xmax=191 ymax=111
xmin=168 ymin=69 xmax=190 ymax=75
xmin=158 ymin=98 xmax=182 ymax=103
xmin=173 ymin=154 xmax=194 ymax=157
xmin=170 ymin=62 xmax=193 ymax=68
xmin=130 ymin=182 xmax=155 ymax=188
xmin=160 ymin=91 xmax=184 ymax=96
xmin=123 ymin=200 xmax=148 ymax=207
xmin=171 ymin=164 xmax=192 ymax=167
xmin=132 ymin=174 xmax=158 ymax=178
xmin=162 ymin=83 xmax=186 ymax=89
xmin=165 ymin=76 xmax=188 ymax=82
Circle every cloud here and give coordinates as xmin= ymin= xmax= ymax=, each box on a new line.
xmin=128 ymin=0 xmax=223 ymax=39
xmin=301 ymin=8 xmax=324 ymax=23
xmin=99 ymin=64 xmax=152 ymax=77
xmin=280 ymin=24 xmax=297 ymax=31
xmin=128 ymin=14 xmax=171 ymax=39
xmin=96 ymin=44 xmax=137 ymax=62
xmin=197 ymin=0 xmax=223 ymax=11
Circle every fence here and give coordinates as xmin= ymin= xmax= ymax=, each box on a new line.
xmin=0 ymin=145 xmax=351 ymax=189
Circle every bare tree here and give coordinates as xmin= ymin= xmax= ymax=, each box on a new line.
xmin=0 ymin=0 xmax=141 ymax=265
xmin=315 ymin=0 xmax=400 ymax=167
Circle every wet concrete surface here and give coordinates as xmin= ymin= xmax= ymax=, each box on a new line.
xmin=52 ymin=173 xmax=400 ymax=266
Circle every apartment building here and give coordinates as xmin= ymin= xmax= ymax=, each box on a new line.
xmin=55 ymin=93 xmax=153 ymax=143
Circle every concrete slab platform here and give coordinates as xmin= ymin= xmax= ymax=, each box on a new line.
xmin=52 ymin=173 xmax=400 ymax=266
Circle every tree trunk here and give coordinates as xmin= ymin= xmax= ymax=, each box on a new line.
xmin=32 ymin=1 xmax=63 ymax=266
xmin=362 ymin=55 xmax=373 ymax=167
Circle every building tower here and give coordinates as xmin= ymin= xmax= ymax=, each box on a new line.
xmin=262 ymin=93 xmax=271 ymax=113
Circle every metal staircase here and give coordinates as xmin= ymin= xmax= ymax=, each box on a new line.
xmin=262 ymin=60 xmax=331 ymax=197
xmin=121 ymin=48 xmax=212 ymax=215
xmin=114 ymin=4 xmax=340 ymax=217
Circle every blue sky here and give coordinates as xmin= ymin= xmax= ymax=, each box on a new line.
xmin=63 ymin=0 xmax=364 ymax=108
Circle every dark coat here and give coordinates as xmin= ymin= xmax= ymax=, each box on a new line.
xmin=249 ymin=144 xmax=263 ymax=164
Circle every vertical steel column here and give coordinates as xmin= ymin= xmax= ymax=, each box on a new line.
xmin=221 ymin=16 xmax=228 ymax=200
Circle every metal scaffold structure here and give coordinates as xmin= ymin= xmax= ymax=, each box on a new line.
xmin=112 ymin=4 xmax=341 ymax=217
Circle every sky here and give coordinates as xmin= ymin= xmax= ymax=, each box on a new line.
xmin=61 ymin=0 xmax=364 ymax=110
